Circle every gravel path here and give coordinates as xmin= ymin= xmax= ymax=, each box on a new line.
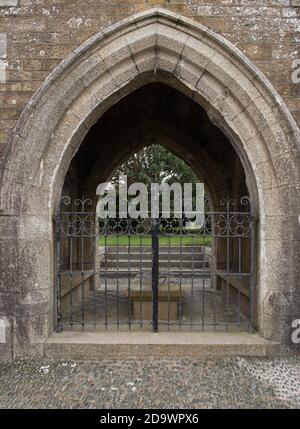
xmin=0 ymin=356 xmax=299 ymax=409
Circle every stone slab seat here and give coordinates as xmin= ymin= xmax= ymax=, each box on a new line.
xmin=60 ymin=270 xmax=94 ymax=312
xmin=217 ymin=271 xmax=250 ymax=318
xmin=217 ymin=271 xmax=250 ymax=298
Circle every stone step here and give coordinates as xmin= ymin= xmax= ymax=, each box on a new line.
xmin=105 ymin=252 xmax=209 ymax=262
xmin=103 ymin=246 xmax=210 ymax=254
xmin=103 ymin=252 xmax=208 ymax=262
xmin=99 ymin=268 xmax=212 ymax=278
xmin=44 ymin=332 xmax=278 ymax=359
xmin=101 ymin=260 xmax=210 ymax=269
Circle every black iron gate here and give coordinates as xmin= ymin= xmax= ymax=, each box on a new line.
xmin=56 ymin=197 xmax=255 ymax=333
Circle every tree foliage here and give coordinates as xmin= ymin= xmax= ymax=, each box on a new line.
xmin=111 ymin=144 xmax=198 ymax=186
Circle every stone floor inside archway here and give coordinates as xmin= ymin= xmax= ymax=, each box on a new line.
xmin=61 ymin=277 xmax=248 ymax=333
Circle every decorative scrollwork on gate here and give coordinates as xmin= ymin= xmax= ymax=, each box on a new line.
xmin=213 ymin=196 xmax=253 ymax=237
xmin=57 ymin=195 xmax=253 ymax=237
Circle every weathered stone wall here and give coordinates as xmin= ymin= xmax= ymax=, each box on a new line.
xmin=0 ymin=0 xmax=299 ymax=171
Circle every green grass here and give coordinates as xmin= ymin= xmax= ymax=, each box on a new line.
xmin=99 ymin=235 xmax=212 ymax=247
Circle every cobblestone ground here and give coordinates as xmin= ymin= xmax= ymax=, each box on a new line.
xmin=0 ymin=356 xmax=299 ymax=409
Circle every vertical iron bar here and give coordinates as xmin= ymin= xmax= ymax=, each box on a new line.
xmin=80 ymin=218 xmax=85 ymax=331
xmin=167 ymin=232 xmax=171 ymax=330
xmin=238 ymin=236 xmax=242 ymax=328
xmin=116 ymin=233 xmax=120 ymax=330
xmin=226 ymin=204 xmax=230 ymax=331
xmin=179 ymin=218 xmax=183 ymax=331
xmin=139 ymin=230 xmax=143 ymax=329
xmin=190 ymin=232 xmax=195 ymax=330
xmin=104 ymin=218 xmax=108 ymax=330
xmin=152 ymin=217 xmax=159 ymax=333
xmin=69 ymin=235 xmax=73 ymax=328
xmin=202 ymin=213 xmax=206 ymax=331
xmin=127 ymin=216 xmax=132 ymax=330
xmin=213 ymin=215 xmax=217 ymax=330
xmin=56 ymin=207 xmax=63 ymax=333
xmin=98 ymin=220 xmax=102 ymax=330
xmin=93 ymin=222 xmax=96 ymax=329
xmin=249 ymin=214 xmax=255 ymax=333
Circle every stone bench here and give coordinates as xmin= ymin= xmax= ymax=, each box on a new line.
xmin=60 ymin=270 xmax=95 ymax=313
xmin=217 ymin=271 xmax=250 ymax=318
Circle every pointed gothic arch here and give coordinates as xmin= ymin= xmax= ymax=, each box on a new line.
xmin=1 ymin=8 xmax=299 ymax=354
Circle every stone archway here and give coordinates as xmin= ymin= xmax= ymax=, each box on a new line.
xmin=0 ymin=8 xmax=299 ymax=355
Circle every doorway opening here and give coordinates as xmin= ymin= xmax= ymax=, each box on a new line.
xmin=56 ymin=83 xmax=255 ymax=333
